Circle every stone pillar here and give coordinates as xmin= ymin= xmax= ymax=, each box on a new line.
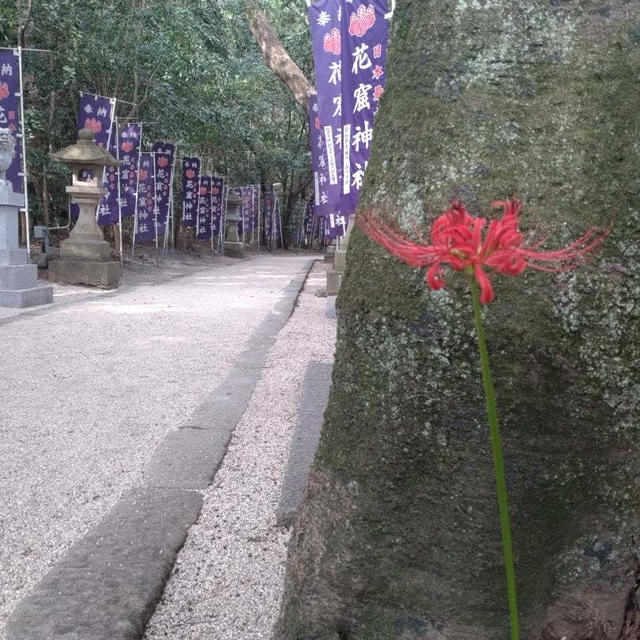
xmin=0 ymin=183 xmax=53 ymax=308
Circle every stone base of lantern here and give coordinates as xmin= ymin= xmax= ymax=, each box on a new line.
xmin=48 ymin=258 xmax=120 ymax=288
xmin=223 ymin=241 xmax=246 ymax=258
xmin=48 ymin=234 xmax=120 ymax=288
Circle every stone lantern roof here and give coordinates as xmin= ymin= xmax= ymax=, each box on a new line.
xmin=51 ymin=128 xmax=120 ymax=168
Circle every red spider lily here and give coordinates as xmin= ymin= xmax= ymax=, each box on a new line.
xmin=358 ymin=198 xmax=611 ymax=304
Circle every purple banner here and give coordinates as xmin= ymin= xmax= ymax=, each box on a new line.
xmin=196 ymin=175 xmax=212 ymax=240
xmin=181 ymin=157 xmax=200 ymax=228
xmin=340 ymin=1 xmax=389 ymax=215
xmin=307 ymin=93 xmax=330 ymax=221
xmin=74 ymin=93 xmax=116 ymax=221
xmin=264 ymin=187 xmax=273 ymax=244
xmin=135 ymin=152 xmax=156 ymax=242
xmin=307 ymin=0 xmax=343 ymax=217
xmin=97 ymin=121 xmax=119 ymax=226
xmin=211 ymin=176 xmax=224 ymax=236
xmin=252 ymin=186 xmax=259 ymax=232
xmin=151 ymin=142 xmax=176 ymax=231
xmin=0 ymin=49 xmax=25 ymax=198
xmin=119 ymin=122 xmax=141 ymax=218
xmin=78 ymin=93 xmax=115 ymax=149
xmin=241 ymin=186 xmax=252 ymax=234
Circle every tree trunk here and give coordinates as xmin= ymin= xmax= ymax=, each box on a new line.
xmin=276 ymin=2 xmax=640 ymax=639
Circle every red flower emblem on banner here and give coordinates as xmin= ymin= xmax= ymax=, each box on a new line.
xmin=323 ymin=28 xmax=341 ymax=55
xmin=0 ymin=82 xmax=9 ymax=100
xmin=84 ymin=117 xmax=102 ymax=134
xmin=212 ymin=187 xmax=220 ymax=195
xmin=185 ymin=169 xmax=196 ymax=179
xmin=349 ymin=4 xmax=376 ymax=38
xmin=8 ymin=123 xmax=16 ymax=132
xmin=373 ymin=85 xmax=384 ymax=101
xmin=199 ymin=186 xmax=208 ymax=196
xmin=138 ymin=169 xmax=148 ymax=181
xmin=157 ymin=156 xmax=169 ymax=168
xmin=121 ymin=141 xmax=134 ymax=153
xmin=315 ymin=116 xmax=321 ymax=131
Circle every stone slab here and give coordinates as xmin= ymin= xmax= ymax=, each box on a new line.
xmin=323 ymin=252 xmax=335 ymax=264
xmin=5 ymin=487 xmax=203 ymax=640
xmin=48 ymin=259 xmax=120 ymax=288
xmin=0 ymin=285 xmax=53 ymax=308
xmin=326 ymin=268 xmax=341 ymax=295
xmin=146 ymin=426 xmax=233 ymax=490
xmin=277 ymin=361 xmax=333 ymax=527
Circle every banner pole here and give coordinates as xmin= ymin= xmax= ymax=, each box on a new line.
xmin=114 ymin=118 xmax=124 ymax=271
xmin=221 ymin=183 xmax=228 ymax=257
xmin=17 ymin=47 xmax=30 ymax=257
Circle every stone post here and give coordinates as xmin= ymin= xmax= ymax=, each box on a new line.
xmin=326 ymin=219 xmax=353 ymax=295
xmin=0 ymin=129 xmax=53 ymax=308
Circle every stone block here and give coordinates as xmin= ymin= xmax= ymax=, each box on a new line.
xmin=334 ymin=248 xmax=347 ymax=273
xmin=224 ymin=241 xmax=246 ymax=258
xmin=0 ymin=285 xmax=53 ymax=308
xmin=0 ymin=249 xmax=28 ymax=266
xmin=0 ymin=264 xmax=38 ymax=290
xmin=277 ymin=362 xmax=333 ymax=527
xmin=326 ymin=268 xmax=341 ymax=295
xmin=60 ymin=238 xmax=112 ymax=262
xmin=48 ymin=259 xmax=120 ymax=288
xmin=323 ymin=252 xmax=335 ymax=264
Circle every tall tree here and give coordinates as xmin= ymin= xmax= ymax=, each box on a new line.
xmin=276 ymin=1 xmax=640 ymax=638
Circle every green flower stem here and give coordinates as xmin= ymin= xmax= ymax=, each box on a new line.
xmin=469 ymin=276 xmax=520 ymax=640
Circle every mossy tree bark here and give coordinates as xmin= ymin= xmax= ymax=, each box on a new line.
xmin=276 ymin=1 xmax=640 ymax=639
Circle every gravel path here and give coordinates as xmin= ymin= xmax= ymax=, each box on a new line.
xmin=0 ymin=253 xmax=322 ymax=639
xmin=143 ymin=260 xmax=336 ymax=640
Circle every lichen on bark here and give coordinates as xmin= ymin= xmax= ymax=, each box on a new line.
xmin=276 ymin=1 xmax=640 ymax=639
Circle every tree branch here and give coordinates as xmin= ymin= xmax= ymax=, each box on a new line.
xmin=246 ymin=0 xmax=312 ymax=114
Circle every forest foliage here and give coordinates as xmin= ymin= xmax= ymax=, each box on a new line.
xmin=1 ymin=0 xmax=313 ymax=229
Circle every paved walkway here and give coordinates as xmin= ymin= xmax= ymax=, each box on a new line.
xmin=0 ymin=253 xmax=335 ymax=640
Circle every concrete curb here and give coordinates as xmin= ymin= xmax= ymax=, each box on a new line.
xmin=5 ymin=259 xmax=316 ymax=640
xmin=277 ymin=361 xmax=334 ymax=527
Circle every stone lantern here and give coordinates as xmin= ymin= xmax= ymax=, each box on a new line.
xmin=224 ymin=190 xmax=245 ymax=257
xmin=0 ymin=129 xmax=53 ymax=307
xmin=48 ymin=128 xmax=120 ymax=288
